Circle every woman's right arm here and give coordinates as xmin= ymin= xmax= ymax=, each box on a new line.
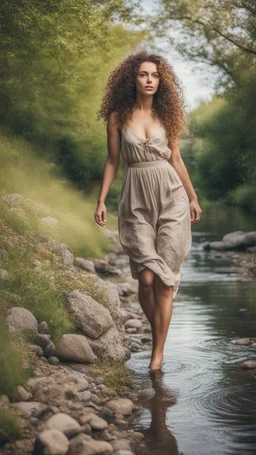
xmin=94 ymin=112 xmax=121 ymax=227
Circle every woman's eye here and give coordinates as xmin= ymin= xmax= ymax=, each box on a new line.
xmin=140 ymin=73 xmax=159 ymax=78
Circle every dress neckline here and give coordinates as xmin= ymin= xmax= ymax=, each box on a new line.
xmin=123 ymin=126 xmax=165 ymax=142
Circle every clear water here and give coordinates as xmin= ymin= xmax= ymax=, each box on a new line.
xmin=126 ymin=202 xmax=256 ymax=455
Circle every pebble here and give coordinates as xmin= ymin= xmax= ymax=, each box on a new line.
xmin=34 ymin=429 xmax=69 ymax=455
xmin=240 ymin=360 xmax=256 ymax=369
xmin=124 ymin=319 xmax=143 ymax=329
xmin=89 ymin=414 xmax=108 ymax=430
xmin=44 ymin=412 xmax=82 ymax=437
xmin=106 ymin=398 xmax=134 ymax=416
xmin=233 ymin=338 xmax=251 ymax=345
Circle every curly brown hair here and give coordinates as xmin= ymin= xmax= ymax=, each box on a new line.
xmin=97 ymin=50 xmax=192 ymax=143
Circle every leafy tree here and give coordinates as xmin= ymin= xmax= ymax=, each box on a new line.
xmin=150 ymin=0 xmax=256 ymax=89
xmin=0 ymin=0 xmax=146 ymax=184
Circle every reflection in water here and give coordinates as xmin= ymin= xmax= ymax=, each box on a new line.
xmin=126 ymin=202 xmax=256 ymax=455
xmin=137 ymin=369 xmax=179 ymax=455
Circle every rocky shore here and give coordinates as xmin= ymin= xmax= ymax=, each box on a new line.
xmin=1 ymin=193 xmax=256 ymax=455
xmin=201 ymin=230 xmax=256 ymax=279
xmin=0 ymin=193 xmax=155 ymax=455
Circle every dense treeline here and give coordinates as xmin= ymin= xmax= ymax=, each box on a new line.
xmin=152 ymin=0 xmax=256 ymax=211
xmin=0 ymin=0 xmax=145 ymax=185
xmin=190 ymin=71 xmax=256 ymax=210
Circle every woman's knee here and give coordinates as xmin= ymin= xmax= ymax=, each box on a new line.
xmin=138 ymin=268 xmax=155 ymax=292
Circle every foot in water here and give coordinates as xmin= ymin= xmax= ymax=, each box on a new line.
xmin=148 ymin=351 xmax=163 ymax=371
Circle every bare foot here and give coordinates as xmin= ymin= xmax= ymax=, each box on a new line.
xmin=148 ymin=352 xmax=163 ymax=371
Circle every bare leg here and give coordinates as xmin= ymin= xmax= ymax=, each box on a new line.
xmin=149 ymin=275 xmax=174 ymax=370
xmin=138 ymin=268 xmax=156 ymax=326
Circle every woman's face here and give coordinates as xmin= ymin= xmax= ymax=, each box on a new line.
xmin=135 ymin=61 xmax=160 ymax=96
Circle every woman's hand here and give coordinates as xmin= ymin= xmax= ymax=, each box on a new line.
xmin=190 ymin=199 xmax=202 ymax=224
xmin=94 ymin=202 xmax=107 ymax=227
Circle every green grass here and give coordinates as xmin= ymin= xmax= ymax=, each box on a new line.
xmin=0 ymin=130 xmax=117 ymax=259
xmin=0 ymin=216 xmax=117 ymax=343
xmin=81 ymin=360 xmax=135 ymax=394
xmin=0 ymin=319 xmax=33 ymax=398
xmin=0 ymin=410 xmax=22 ymax=444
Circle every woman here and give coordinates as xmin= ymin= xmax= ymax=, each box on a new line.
xmin=94 ymin=51 xmax=202 ymax=371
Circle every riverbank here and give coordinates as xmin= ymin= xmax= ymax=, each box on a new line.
xmin=0 ymin=193 xmax=154 ymax=455
xmin=1 ymin=192 xmax=256 ymax=455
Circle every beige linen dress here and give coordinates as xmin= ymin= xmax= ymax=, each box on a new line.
xmin=118 ymin=125 xmax=192 ymax=299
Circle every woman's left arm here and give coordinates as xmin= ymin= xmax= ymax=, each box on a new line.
xmin=168 ymin=138 xmax=202 ymax=224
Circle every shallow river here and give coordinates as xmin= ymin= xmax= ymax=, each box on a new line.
xmin=125 ymin=202 xmax=256 ymax=455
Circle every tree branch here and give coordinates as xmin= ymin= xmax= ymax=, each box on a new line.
xmin=181 ymin=15 xmax=256 ymax=56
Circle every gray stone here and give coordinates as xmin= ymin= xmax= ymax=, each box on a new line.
xmin=5 ymin=307 xmax=38 ymax=336
xmin=87 ymin=275 xmax=122 ymax=328
xmin=2 ymin=193 xmax=24 ymax=207
xmin=106 ymin=398 xmax=134 ymax=416
xmin=66 ymin=290 xmax=114 ymax=339
xmin=11 ymin=401 xmax=48 ymax=417
xmin=93 ymin=259 xmax=109 ymax=273
xmin=48 ymin=356 xmax=60 ymax=365
xmin=55 ymin=334 xmax=98 ymax=363
xmin=233 ymin=338 xmax=251 ymax=345
xmin=111 ymin=439 xmax=132 ymax=451
xmin=129 ymin=342 xmax=141 ymax=352
xmin=44 ymin=341 xmax=55 ymax=357
xmin=240 ymin=360 xmax=256 ymax=369
xmin=125 ymin=328 xmax=137 ymax=334
xmin=117 ymin=283 xmax=135 ymax=297
xmin=86 ymin=326 xmax=127 ymax=361
xmin=69 ymin=371 xmax=89 ymax=392
xmin=205 ymin=231 xmax=256 ymax=251
xmin=69 ymin=435 xmax=113 ymax=454
xmin=73 ymin=258 xmax=96 ymax=273
xmin=107 ymin=266 xmax=122 ymax=276
xmin=48 ymin=239 xmax=74 ymax=268
xmin=27 ymin=344 xmax=44 ymax=356
xmin=38 ymin=321 xmax=50 ymax=334
xmin=79 ymin=391 xmax=91 ymax=403
xmin=94 ymin=377 xmax=104 ymax=385
xmin=88 ymin=414 xmax=108 ymax=430
xmin=44 ymin=413 xmax=82 ymax=437
xmin=124 ymin=319 xmax=143 ymax=329
xmin=17 ymin=385 xmax=32 ymax=401
xmin=0 ymin=269 xmax=8 ymax=280
xmin=33 ymin=333 xmax=52 ymax=348
xmin=33 ymin=429 xmax=69 ymax=455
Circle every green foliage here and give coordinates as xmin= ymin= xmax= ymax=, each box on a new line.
xmin=0 ymin=319 xmax=31 ymax=398
xmin=154 ymin=0 xmax=256 ymax=90
xmin=0 ymin=245 xmax=75 ymax=343
xmin=0 ymin=131 xmax=116 ymax=258
xmin=149 ymin=1 xmax=256 ymax=211
xmin=0 ymin=410 xmax=21 ymax=443
xmin=85 ymin=360 xmax=135 ymax=393
xmin=190 ymin=74 xmax=256 ymax=210
xmin=226 ymin=185 xmax=256 ymax=212
xmin=193 ymin=98 xmax=242 ymax=198
xmin=0 ymin=0 xmax=146 ymax=185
